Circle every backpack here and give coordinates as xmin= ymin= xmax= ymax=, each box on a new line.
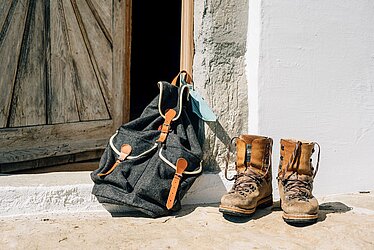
xmin=91 ymin=72 xmax=203 ymax=217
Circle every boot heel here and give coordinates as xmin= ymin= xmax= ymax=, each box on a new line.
xmin=258 ymin=196 xmax=273 ymax=208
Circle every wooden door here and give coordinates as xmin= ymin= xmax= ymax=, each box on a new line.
xmin=0 ymin=0 xmax=131 ymax=172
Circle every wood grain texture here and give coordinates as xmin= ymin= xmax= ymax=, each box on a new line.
xmin=48 ymin=0 xmax=80 ymax=124
xmin=113 ymin=0 xmax=131 ymax=124
xmin=123 ymin=0 xmax=132 ymax=123
xmin=86 ymin=0 xmax=112 ymax=45
xmin=8 ymin=0 xmax=46 ymax=127
xmin=0 ymin=0 xmax=29 ymax=128
xmin=0 ymin=150 xmax=103 ymax=173
xmin=0 ymin=1 xmax=12 ymax=31
xmin=180 ymin=0 xmax=194 ymax=75
xmin=62 ymin=0 xmax=109 ymax=121
xmin=75 ymin=0 xmax=113 ymax=116
xmin=0 ymin=120 xmax=112 ymax=163
xmin=9 ymin=160 xmax=100 ymax=174
xmin=0 ymin=0 xmax=131 ymax=170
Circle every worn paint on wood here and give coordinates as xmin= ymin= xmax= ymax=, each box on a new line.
xmin=0 ymin=0 xmax=131 ymax=170
xmin=75 ymin=0 xmax=113 ymax=116
xmin=0 ymin=150 xmax=103 ymax=173
xmin=113 ymin=0 xmax=131 ymax=123
xmin=0 ymin=0 xmax=29 ymax=128
xmin=48 ymin=0 xmax=80 ymax=124
xmin=0 ymin=1 xmax=13 ymax=32
xmin=63 ymin=0 xmax=109 ymax=121
xmin=8 ymin=0 xmax=46 ymax=127
xmin=1 ymin=0 xmax=118 ymax=127
xmin=0 ymin=120 xmax=112 ymax=164
xmin=87 ymin=0 xmax=112 ymax=44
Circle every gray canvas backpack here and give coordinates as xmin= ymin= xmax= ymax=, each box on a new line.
xmin=91 ymin=74 xmax=203 ymax=217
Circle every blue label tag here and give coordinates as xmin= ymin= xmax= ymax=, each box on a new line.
xmin=188 ymin=87 xmax=217 ymax=122
xmin=180 ymin=78 xmax=217 ymax=122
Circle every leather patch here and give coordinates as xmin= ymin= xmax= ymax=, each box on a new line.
xmin=98 ymin=144 xmax=132 ymax=177
xmin=118 ymin=144 xmax=132 ymax=161
xmin=166 ymin=158 xmax=188 ymax=209
xmin=157 ymin=109 xmax=177 ymax=143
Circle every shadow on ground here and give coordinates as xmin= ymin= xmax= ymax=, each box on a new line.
xmin=318 ymin=201 xmax=352 ymax=222
xmin=177 ymin=202 xmax=273 ymax=223
xmin=271 ymin=200 xmax=352 ymax=227
xmin=222 ymin=206 xmax=273 ymax=223
xmin=103 ymin=203 xmax=222 ymax=219
xmin=272 ymin=200 xmax=352 ymax=227
xmin=96 ymin=200 xmax=353 ymax=224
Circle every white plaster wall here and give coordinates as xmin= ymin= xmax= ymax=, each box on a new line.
xmin=247 ymin=0 xmax=374 ymax=195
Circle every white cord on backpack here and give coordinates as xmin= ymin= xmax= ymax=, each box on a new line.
xmin=158 ymin=147 xmax=202 ymax=175
xmin=158 ymin=82 xmax=189 ymax=121
xmin=109 ymin=131 xmax=158 ymax=160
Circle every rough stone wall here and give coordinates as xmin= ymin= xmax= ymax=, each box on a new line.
xmin=193 ymin=0 xmax=249 ymax=172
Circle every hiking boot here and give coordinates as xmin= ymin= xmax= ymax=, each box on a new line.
xmin=277 ymin=139 xmax=321 ymax=225
xmin=219 ymin=135 xmax=273 ymax=216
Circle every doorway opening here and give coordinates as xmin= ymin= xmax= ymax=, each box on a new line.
xmin=130 ymin=1 xmax=182 ymax=119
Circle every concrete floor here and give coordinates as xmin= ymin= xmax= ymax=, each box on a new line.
xmin=1 ymin=192 xmax=373 ymax=250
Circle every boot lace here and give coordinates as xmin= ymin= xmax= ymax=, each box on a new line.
xmin=229 ymin=171 xmax=263 ymax=196
xmin=283 ymin=177 xmax=313 ymax=201
xmin=280 ymin=142 xmax=321 ymax=201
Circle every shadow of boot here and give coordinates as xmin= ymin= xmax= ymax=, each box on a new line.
xmin=318 ymin=202 xmax=352 ymax=222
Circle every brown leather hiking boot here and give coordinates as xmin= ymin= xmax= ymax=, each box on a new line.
xmin=277 ymin=139 xmax=321 ymax=225
xmin=219 ymin=135 xmax=273 ymax=216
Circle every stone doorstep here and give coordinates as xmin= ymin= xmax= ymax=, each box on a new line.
xmin=0 ymin=171 xmax=232 ymax=217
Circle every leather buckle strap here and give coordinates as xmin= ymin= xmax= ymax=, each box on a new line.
xmin=97 ymin=144 xmax=132 ymax=177
xmin=171 ymin=70 xmax=192 ymax=86
xmin=166 ymin=158 xmax=188 ymax=210
xmin=157 ymin=109 xmax=177 ymax=143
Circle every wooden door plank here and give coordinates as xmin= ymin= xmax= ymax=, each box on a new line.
xmin=89 ymin=0 xmax=112 ymax=38
xmin=48 ymin=0 xmax=80 ymax=124
xmin=75 ymin=0 xmax=113 ymax=116
xmin=61 ymin=0 xmax=110 ymax=121
xmin=0 ymin=120 xmax=112 ymax=163
xmin=0 ymin=0 xmax=29 ymax=128
xmin=0 ymin=0 xmax=132 ymax=171
xmin=8 ymin=0 xmax=46 ymax=127
xmin=0 ymin=0 xmax=13 ymax=31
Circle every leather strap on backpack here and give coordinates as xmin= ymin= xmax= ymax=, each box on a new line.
xmin=157 ymin=109 xmax=177 ymax=143
xmin=98 ymin=144 xmax=132 ymax=177
xmin=166 ymin=158 xmax=188 ymax=209
xmin=171 ymin=70 xmax=192 ymax=86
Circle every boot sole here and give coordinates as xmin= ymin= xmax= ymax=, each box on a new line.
xmin=279 ymin=199 xmax=318 ymax=225
xmin=282 ymin=212 xmax=318 ymax=225
xmin=219 ymin=195 xmax=273 ymax=217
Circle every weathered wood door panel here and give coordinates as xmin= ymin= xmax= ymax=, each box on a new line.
xmin=0 ymin=0 xmax=131 ymax=172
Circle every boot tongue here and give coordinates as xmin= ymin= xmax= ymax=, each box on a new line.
xmin=249 ymin=139 xmax=268 ymax=171
xmin=282 ymin=139 xmax=315 ymax=176
xmin=236 ymin=135 xmax=271 ymax=174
